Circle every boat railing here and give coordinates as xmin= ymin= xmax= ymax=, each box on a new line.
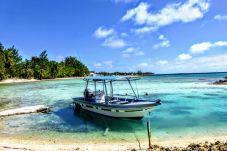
xmin=113 ymin=93 xmax=137 ymax=98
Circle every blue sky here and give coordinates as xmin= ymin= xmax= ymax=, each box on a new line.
xmin=1 ymin=0 xmax=227 ymax=73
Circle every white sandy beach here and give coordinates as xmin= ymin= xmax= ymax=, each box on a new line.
xmin=0 ymin=77 xmax=85 ymax=85
xmin=0 ymin=134 xmax=226 ymax=151
xmin=0 ymin=79 xmax=39 ymax=84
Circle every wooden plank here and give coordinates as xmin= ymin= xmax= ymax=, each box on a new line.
xmin=0 ymin=105 xmax=50 ymax=117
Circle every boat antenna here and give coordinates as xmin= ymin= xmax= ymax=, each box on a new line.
xmin=127 ymin=78 xmax=138 ymax=100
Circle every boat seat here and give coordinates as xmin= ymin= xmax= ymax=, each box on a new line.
xmin=95 ymin=90 xmax=105 ymax=103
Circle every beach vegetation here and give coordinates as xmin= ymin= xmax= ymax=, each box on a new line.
xmin=0 ymin=42 xmax=89 ymax=80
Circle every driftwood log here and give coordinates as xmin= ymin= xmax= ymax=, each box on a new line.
xmin=0 ymin=105 xmax=50 ymax=117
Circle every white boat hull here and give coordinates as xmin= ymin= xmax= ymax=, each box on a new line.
xmin=76 ymin=102 xmax=154 ymax=118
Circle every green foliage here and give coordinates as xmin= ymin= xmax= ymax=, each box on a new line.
xmin=56 ymin=62 xmax=66 ymax=78
xmin=0 ymin=42 xmax=90 ymax=80
xmin=0 ymin=61 xmax=5 ymax=80
xmin=49 ymin=61 xmax=58 ymax=79
xmin=225 ymin=76 xmax=227 ymax=80
xmin=8 ymin=46 xmax=22 ymax=64
xmin=0 ymin=43 xmax=6 ymax=80
xmin=19 ymin=60 xmax=34 ymax=79
xmin=65 ymin=56 xmax=89 ymax=77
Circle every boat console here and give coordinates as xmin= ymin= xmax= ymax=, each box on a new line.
xmin=84 ymin=89 xmax=94 ymax=100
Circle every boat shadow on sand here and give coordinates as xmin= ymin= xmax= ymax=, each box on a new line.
xmin=53 ymin=100 xmax=146 ymax=133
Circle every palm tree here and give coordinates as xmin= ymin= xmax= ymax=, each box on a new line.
xmin=20 ymin=60 xmax=34 ymax=79
xmin=49 ymin=61 xmax=58 ymax=78
xmin=39 ymin=51 xmax=48 ymax=79
xmin=31 ymin=56 xmax=40 ymax=79
xmin=3 ymin=49 xmax=15 ymax=78
xmin=0 ymin=43 xmax=6 ymax=80
xmin=0 ymin=42 xmax=90 ymax=80
xmin=65 ymin=56 xmax=89 ymax=76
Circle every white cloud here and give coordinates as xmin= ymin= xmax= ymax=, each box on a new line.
xmin=122 ymin=53 xmax=130 ymax=58
xmin=153 ymin=34 xmax=170 ymax=49
xmin=214 ymin=14 xmax=227 ymax=21
xmin=177 ymin=53 xmax=192 ymax=61
xmin=134 ymin=51 xmax=144 ymax=56
xmin=133 ymin=26 xmax=158 ymax=34
xmin=122 ymin=2 xmax=150 ymax=24
xmin=120 ymin=32 xmax=128 ymax=37
xmin=121 ymin=47 xmax=144 ymax=57
xmin=94 ymin=61 xmax=113 ymax=68
xmin=103 ymin=61 xmax=113 ymax=67
xmin=214 ymin=41 xmax=227 ymax=46
xmin=172 ymin=54 xmax=227 ymax=73
xmin=190 ymin=42 xmax=212 ymax=53
xmin=190 ymin=41 xmax=227 ymax=54
xmin=122 ymin=47 xmax=135 ymax=53
xmin=122 ymin=0 xmax=210 ymax=33
xmin=129 ymin=54 xmax=227 ymax=74
xmin=102 ymin=37 xmax=126 ymax=48
xmin=158 ymin=35 xmax=165 ymax=40
xmin=156 ymin=60 xmax=168 ymax=65
xmin=139 ymin=62 xmax=148 ymax=67
xmin=94 ymin=27 xmax=114 ymax=38
xmin=114 ymin=0 xmax=135 ymax=3
xmin=129 ymin=62 xmax=154 ymax=71
xmin=94 ymin=63 xmax=102 ymax=67
xmin=94 ymin=27 xmax=127 ymax=49
xmin=153 ymin=40 xmax=170 ymax=49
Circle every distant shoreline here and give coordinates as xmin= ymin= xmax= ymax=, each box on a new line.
xmin=154 ymin=71 xmax=227 ymax=76
xmin=1 ymin=71 xmax=227 ymax=85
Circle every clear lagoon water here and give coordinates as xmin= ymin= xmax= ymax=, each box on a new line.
xmin=0 ymin=73 xmax=227 ymax=143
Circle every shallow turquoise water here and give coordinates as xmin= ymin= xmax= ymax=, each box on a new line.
xmin=0 ymin=73 xmax=227 ymax=142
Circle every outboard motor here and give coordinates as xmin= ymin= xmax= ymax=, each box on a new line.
xmin=155 ymin=99 xmax=161 ymax=104
xmin=84 ymin=89 xmax=89 ymax=99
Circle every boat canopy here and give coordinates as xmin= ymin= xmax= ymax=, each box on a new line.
xmin=84 ymin=76 xmax=140 ymax=82
xmin=83 ymin=75 xmax=141 ymax=100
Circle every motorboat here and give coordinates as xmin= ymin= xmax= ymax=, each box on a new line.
xmin=73 ymin=76 xmax=161 ymax=119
